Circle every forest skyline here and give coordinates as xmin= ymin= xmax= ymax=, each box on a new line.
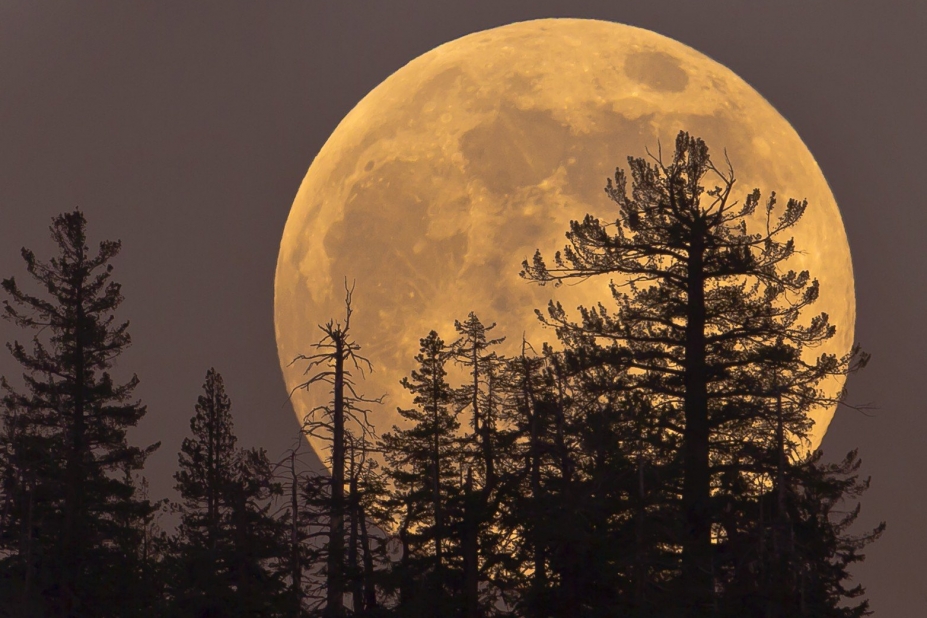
xmin=0 ymin=135 xmax=884 ymax=616
xmin=0 ymin=2 xmax=922 ymax=614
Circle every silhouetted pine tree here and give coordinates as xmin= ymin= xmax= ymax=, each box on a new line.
xmin=522 ymin=132 xmax=871 ymax=616
xmin=292 ymin=466 xmax=335 ymax=614
xmin=0 ymin=211 xmax=159 ymax=618
xmin=785 ymin=450 xmax=884 ymax=618
xmin=168 ymin=368 xmax=287 ymax=617
xmin=169 ymin=368 xmax=238 ymax=615
xmin=716 ymin=446 xmax=883 ymax=618
xmin=495 ymin=342 xmax=556 ymax=618
xmin=450 ymin=312 xmax=512 ymax=616
xmin=512 ymin=349 xmax=586 ymax=618
xmin=499 ymin=341 xmax=676 ymax=618
xmin=380 ymin=330 xmax=462 ymax=617
xmin=560 ymin=349 xmax=678 ymax=617
xmin=110 ymin=470 xmax=170 ymax=617
xmin=229 ymin=446 xmax=289 ymax=615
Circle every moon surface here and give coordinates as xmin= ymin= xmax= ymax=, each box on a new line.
xmin=275 ymin=19 xmax=854 ymax=459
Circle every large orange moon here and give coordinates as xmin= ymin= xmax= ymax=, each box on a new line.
xmin=275 ymin=19 xmax=854 ymax=459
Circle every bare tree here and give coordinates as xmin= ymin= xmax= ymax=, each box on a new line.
xmin=290 ymin=282 xmax=381 ymax=617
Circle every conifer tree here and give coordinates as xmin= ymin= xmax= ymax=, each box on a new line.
xmin=380 ymin=330 xmax=462 ymax=616
xmin=523 ymin=132 xmax=869 ymax=616
xmin=344 ymin=432 xmax=391 ymax=617
xmin=450 ymin=313 xmax=510 ymax=615
xmin=715 ymin=447 xmax=883 ymax=618
xmin=496 ymin=343 xmax=554 ymax=617
xmin=509 ymin=349 xmax=587 ymax=618
xmin=0 ymin=211 xmax=158 ymax=617
xmin=169 ymin=368 xmax=287 ymax=617
xmin=228 ymin=446 xmax=289 ymax=616
xmin=498 ymin=342 xmax=674 ymax=617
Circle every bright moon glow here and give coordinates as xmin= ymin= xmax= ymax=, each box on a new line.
xmin=275 ymin=19 xmax=854 ymax=460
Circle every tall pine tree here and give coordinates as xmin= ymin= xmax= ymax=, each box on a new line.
xmin=523 ymin=132 xmax=873 ymax=616
xmin=380 ymin=330 xmax=462 ymax=617
xmin=0 ymin=210 xmax=158 ymax=617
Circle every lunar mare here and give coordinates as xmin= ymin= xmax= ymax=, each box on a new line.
xmin=275 ymin=19 xmax=854 ymax=460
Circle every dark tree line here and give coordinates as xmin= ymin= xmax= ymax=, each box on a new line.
xmin=0 ymin=134 xmax=883 ymax=618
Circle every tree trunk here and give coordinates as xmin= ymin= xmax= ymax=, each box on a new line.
xmin=326 ymin=334 xmax=346 ymax=617
xmin=464 ymin=468 xmax=480 ymax=618
xmin=61 ymin=277 xmax=87 ymax=617
xmin=681 ymin=228 xmax=713 ymax=618
xmin=526 ymin=364 xmax=547 ymax=606
xmin=348 ymin=475 xmax=363 ymax=615
xmin=359 ymin=510 xmax=378 ymax=613
xmin=431 ymin=362 xmax=444 ymax=584
xmin=21 ymin=473 xmax=35 ymax=615
xmin=291 ymin=452 xmax=303 ymax=615
xmin=635 ymin=452 xmax=647 ymax=612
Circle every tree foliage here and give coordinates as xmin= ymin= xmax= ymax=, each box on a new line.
xmin=168 ymin=368 xmax=288 ymax=617
xmin=0 ymin=211 xmax=159 ymax=617
xmin=522 ymin=131 xmax=875 ymax=617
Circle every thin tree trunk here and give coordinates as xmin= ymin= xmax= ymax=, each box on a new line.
xmin=208 ymin=384 xmax=218 ymax=553
xmin=464 ymin=468 xmax=479 ymax=618
xmin=431 ymin=361 xmax=444 ymax=584
xmin=348 ymin=474 xmax=363 ymax=615
xmin=768 ymin=386 xmax=788 ymax=618
xmin=359 ymin=511 xmax=378 ymax=613
xmin=326 ymin=334 xmax=346 ymax=617
xmin=291 ymin=452 xmax=303 ymax=615
xmin=21 ymin=473 xmax=35 ymax=616
xmin=524 ymin=354 xmax=547 ymax=605
xmin=636 ymin=451 xmax=647 ymax=612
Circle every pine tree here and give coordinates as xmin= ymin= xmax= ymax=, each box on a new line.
xmin=714 ymin=447 xmax=883 ymax=618
xmin=0 ymin=210 xmax=158 ymax=617
xmin=499 ymin=341 xmax=677 ymax=617
xmin=450 ymin=313 xmax=511 ymax=615
xmin=169 ymin=368 xmax=287 ymax=617
xmin=522 ymin=132 xmax=868 ymax=616
xmin=496 ymin=343 xmax=557 ymax=618
xmin=511 ymin=349 xmax=587 ymax=618
xmin=380 ymin=330 xmax=462 ymax=616
xmin=109 ymin=470 xmax=170 ymax=617
xmin=228 ymin=446 xmax=289 ymax=616
xmin=344 ymin=432 xmax=391 ymax=617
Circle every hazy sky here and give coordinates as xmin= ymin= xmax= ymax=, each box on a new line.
xmin=0 ymin=2 xmax=924 ymax=614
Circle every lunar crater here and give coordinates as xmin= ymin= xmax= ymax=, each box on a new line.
xmin=459 ymin=105 xmax=570 ymax=194
xmin=624 ymin=50 xmax=689 ymax=92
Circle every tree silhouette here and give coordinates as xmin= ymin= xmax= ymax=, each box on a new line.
xmin=0 ymin=211 xmax=159 ymax=617
xmin=380 ymin=330 xmax=462 ymax=616
xmin=168 ymin=368 xmax=287 ymax=616
xmin=523 ymin=132 xmax=871 ymax=616
xmin=451 ymin=312 xmax=511 ymax=616
xmin=272 ymin=442 xmax=320 ymax=617
xmin=292 ymin=283 xmax=380 ymax=617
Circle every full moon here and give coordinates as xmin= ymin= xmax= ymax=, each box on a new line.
xmin=275 ymin=19 xmax=854 ymax=460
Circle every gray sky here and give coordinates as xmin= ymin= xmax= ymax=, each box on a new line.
xmin=0 ymin=1 xmax=923 ymax=614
